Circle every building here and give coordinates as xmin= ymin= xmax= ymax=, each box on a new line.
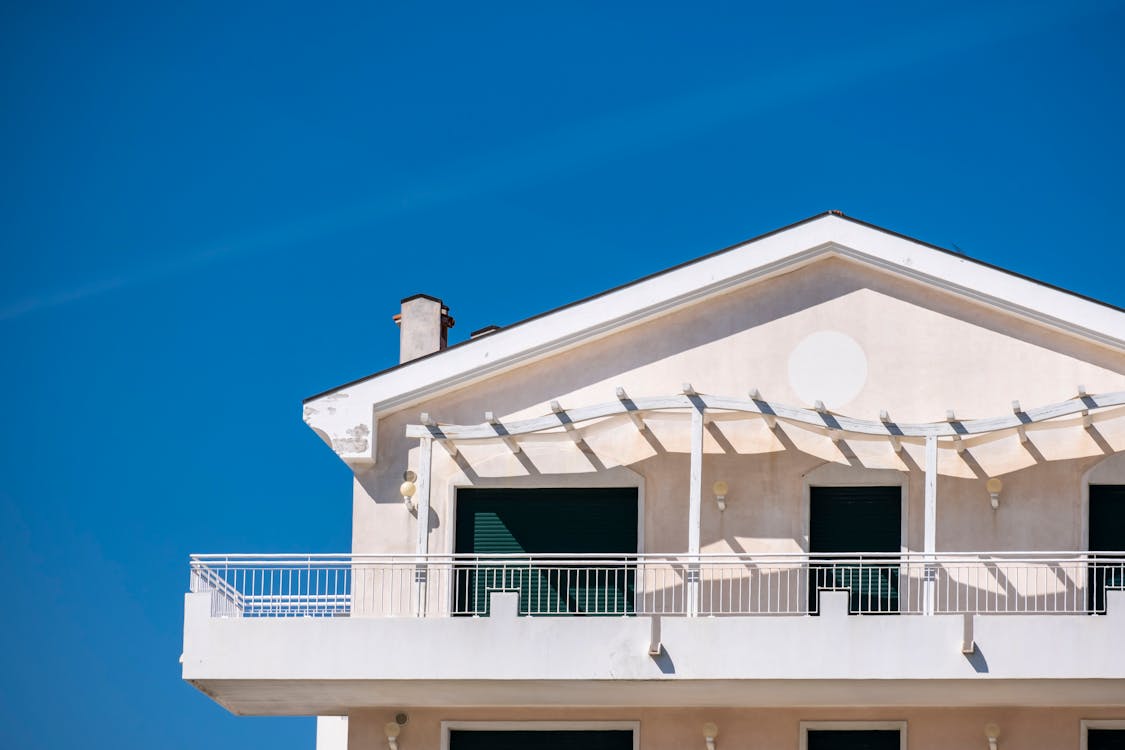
xmin=183 ymin=212 xmax=1125 ymax=750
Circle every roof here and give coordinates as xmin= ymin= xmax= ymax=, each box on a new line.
xmin=307 ymin=212 xmax=1123 ymax=403
xmin=302 ymin=211 xmax=1125 ymax=464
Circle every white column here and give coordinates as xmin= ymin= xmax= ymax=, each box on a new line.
xmin=688 ymin=404 xmax=704 ymax=616
xmin=315 ymin=716 xmax=348 ymax=750
xmin=923 ymin=434 xmax=938 ymax=616
xmin=415 ymin=437 xmax=433 ymax=617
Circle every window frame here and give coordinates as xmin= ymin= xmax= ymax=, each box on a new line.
xmin=1081 ymin=720 xmax=1125 ymax=750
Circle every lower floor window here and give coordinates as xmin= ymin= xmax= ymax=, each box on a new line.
xmin=449 ymin=730 xmax=634 ymax=750
xmin=802 ymin=722 xmax=905 ymax=750
xmin=1089 ymin=729 xmax=1125 ymax=750
xmin=807 ymin=730 xmax=901 ymax=750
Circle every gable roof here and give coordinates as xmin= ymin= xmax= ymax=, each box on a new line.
xmin=306 ymin=212 xmax=1124 ymax=414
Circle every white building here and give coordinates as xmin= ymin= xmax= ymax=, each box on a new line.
xmin=184 ymin=212 xmax=1125 ymax=750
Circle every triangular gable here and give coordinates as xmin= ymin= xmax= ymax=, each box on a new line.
xmin=304 ymin=212 xmax=1125 ymax=466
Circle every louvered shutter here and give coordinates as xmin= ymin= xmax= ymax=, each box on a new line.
xmin=809 ymin=486 xmax=901 ymax=614
xmin=454 ymin=488 xmax=637 ymax=616
xmin=1089 ymin=485 xmax=1125 ymax=613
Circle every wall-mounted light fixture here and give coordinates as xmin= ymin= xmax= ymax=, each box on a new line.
xmin=385 ymin=721 xmax=401 ymax=750
xmin=400 ymin=470 xmax=418 ymax=513
xmin=984 ymin=722 xmax=1000 ymax=750
xmin=702 ymin=722 xmax=719 ymax=750
xmin=986 ymin=478 xmax=1003 ymax=510
xmin=712 ymin=481 xmax=729 ymax=512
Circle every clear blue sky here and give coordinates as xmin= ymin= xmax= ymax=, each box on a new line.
xmin=2 ymin=2 xmax=1123 ymax=747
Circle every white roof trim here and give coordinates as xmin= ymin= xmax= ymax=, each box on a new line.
xmin=303 ymin=214 xmax=1125 ymax=466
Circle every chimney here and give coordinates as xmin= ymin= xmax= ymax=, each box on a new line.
xmin=394 ymin=294 xmax=455 ymax=363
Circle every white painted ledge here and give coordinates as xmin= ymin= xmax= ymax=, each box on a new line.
xmin=184 ymin=591 xmax=1125 ymax=715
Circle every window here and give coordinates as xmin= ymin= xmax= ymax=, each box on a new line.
xmin=449 ymin=730 xmax=634 ymax=750
xmin=1082 ymin=720 xmax=1125 ymax=750
xmin=1088 ymin=485 xmax=1125 ymax=613
xmin=442 ymin=722 xmax=639 ymax=750
xmin=801 ymin=722 xmax=906 ymax=750
xmin=454 ymin=488 xmax=639 ymax=616
xmin=808 ymin=486 xmax=902 ymax=614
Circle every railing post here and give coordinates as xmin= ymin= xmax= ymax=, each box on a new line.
xmin=923 ymin=434 xmax=938 ymax=616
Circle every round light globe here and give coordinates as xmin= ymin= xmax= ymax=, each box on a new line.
xmin=385 ymin=722 xmax=401 ymax=739
xmin=985 ymin=478 xmax=1003 ymax=494
xmin=702 ymin=722 xmax=719 ymax=740
xmin=400 ymin=481 xmax=417 ymax=499
xmin=711 ymin=481 xmax=729 ymax=497
xmin=984 ymin=722 xmax=1000 ymax=741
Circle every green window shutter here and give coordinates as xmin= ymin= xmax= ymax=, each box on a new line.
xmin=1088 ymin=485 xmax=1125 ymax=613
xmin=809 ymin=486 xmax=901 ymax=614
xmin=450 ymin=730 xmax=634 ymax=750
xmin=454 ymin=488 xmax=638 ymax=617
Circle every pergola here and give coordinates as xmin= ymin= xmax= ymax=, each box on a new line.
xmin=403 ymin=388 xmax=1125 ymax=615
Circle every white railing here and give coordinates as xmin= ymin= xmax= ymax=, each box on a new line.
xmin=188 ymin=552 xmax=1125 ymax=619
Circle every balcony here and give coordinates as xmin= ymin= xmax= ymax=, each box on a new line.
xmin=188 ymin=551 xmax=1125 ymax=618
xmin=183 ymin=551 xmax=1125 ymax=715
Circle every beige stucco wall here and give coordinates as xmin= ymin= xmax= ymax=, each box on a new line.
xmin=353 ymin=258 xmax=1125 ymax=557
xmin=349 ymin=706 xmax=1125 ymax=750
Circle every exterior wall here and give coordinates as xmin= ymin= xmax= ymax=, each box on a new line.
xmin=348 ymin=707 xmax=1125 ymax=750
xmin=352 ymin=258 xmax=1125 ymax=557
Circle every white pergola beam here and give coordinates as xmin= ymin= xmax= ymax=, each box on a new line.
xmin=1012 ymin=401 xmax=1029 ymax=443
xmin=615 ymin=387 xmax=648 ymax=432
xmin=750 ymin=388 xmax=778 ymax=429
xmin=551 ymin=400 xmax=583 ymax=444
xmin=405 ymin=391 xmax=1125 ymax=442
xmin=880 ymin=410 xmax=903 ymax=453
xmin=485 ymin=411 xmax=522 ymax=454
xmin=421 ymin=412 xmax=458 ymax=457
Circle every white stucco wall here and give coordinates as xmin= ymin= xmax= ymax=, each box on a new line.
xmin=351 ymin=259 xmax=1125 ymax=559
xmin=346 ymin=707 xmax=1125 ymax=750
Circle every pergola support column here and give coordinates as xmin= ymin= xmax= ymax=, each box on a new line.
xmin=688 ymin=399 xmax=704 ymax=617
xmin=923 ymin=434 xmax=938 ymax=616
xmin=415 ymin=436 xmax=433 ymax=617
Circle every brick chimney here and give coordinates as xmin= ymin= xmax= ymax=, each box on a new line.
xmin=394 ymin=294 xmax=455 ymax=363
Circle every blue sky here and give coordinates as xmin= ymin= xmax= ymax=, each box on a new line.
xmin=2 ymin=2 xmax=1124 ymax=747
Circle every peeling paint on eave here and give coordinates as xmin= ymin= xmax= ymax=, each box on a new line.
xmin=303 ymin=391 xmax=376 ymax=468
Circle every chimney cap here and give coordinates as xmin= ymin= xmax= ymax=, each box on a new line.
xmin=470 ymin=325 xmax=501 ymax=338
xmin=400 ymin=293 xmax=445 ymax=306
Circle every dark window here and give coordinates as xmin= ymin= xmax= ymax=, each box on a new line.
xmin=449 ymin=730 xmax=633 ymax=750
xmin=1088 ymin=485 xmax=1125 ymax=613
xmin=807 ymin=729 xmax=900 ymax=750
xmin=454 ymin=488 xmax=638 ymax=616
xmin=1089 ymin=729 xmax=1125 ymax=750
xmin=809 ymin=486 xmax=901 ymax=614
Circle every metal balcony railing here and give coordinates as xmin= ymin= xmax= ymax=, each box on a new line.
xmin=188 ymin=552 xmax=1125 ymax=619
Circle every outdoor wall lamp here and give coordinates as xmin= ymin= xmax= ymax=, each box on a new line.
xmin=986 ymin=477 xmax=1003 ymax=510
xmin=984 ymin=722 xmax=1000 ymax=750
xmin=385 ymin=721 xmax=401 ymax=750
xmin=702 ymin=721 xmax=719 ymax=750
xmin=400 ymin=471 xmax=418 ymax=513
xmin=712 ymin=481 xmax=729 ymax=512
